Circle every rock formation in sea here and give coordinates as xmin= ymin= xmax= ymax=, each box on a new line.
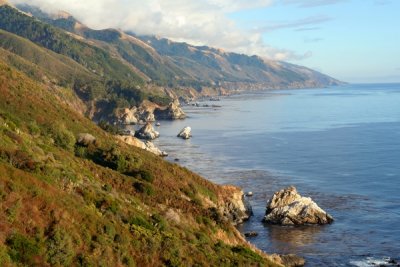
xmin=154 ymin=99 xmax=186 ymax=120
xmin=135 ymin=122 xmax=160 ymax=140
xmin=263 ymin=186 xmax=333 ymax=225
xmin=177 ymin=126 xmax=192 ymax=139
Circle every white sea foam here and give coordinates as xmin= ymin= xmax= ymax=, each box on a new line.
xmin=350 ymin=257 xmax=397 ymax=267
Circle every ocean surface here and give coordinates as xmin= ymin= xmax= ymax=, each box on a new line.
xmin=136 ymin=83 xmax=400 ymax=266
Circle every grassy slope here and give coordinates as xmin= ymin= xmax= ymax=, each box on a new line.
xmin=0 ymin=29 xmax=98 ymax=88
xmin=0 ymin=62 xmax=280 ymax=266
xmin=0 ymin=5 xmax=143 ymax=84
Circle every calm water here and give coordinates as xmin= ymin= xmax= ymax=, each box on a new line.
xmin=141 ymin=84 xmax=400 ymax=266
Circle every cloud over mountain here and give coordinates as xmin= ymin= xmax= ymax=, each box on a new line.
xmin=9 ymin=0 xmax=312 ymax=60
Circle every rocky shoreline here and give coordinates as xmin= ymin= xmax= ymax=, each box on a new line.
xmin=111 ymin=96 xmax=343 ymax=266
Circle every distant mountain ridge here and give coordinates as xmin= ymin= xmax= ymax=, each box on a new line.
xmin=0 ymin=3 xmax=343 ymax=122
xmin=16 ymin=4 xmax=343 ymax=92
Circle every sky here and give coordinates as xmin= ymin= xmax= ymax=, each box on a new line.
xmin=9 ymin=0 xmax=400 ymax=83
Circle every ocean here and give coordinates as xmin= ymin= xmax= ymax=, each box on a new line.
xmin=139 ymin=83 xmax=400 ymax=266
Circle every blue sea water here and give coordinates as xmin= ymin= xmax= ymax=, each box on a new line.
xmin=145 ymin=83 xmax=400 ymax=266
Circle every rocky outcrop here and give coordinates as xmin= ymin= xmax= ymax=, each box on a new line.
xmin=76 ymin=133 xmax=96 ymax=146
xmin=271 ymin=254 xmax=306 ymax=267
xmin=116 ymin=135 xmax=167 ymax=156
xmin=263 ymin=186 xmax=333 ymax=225
xmin=114 ymin=107 xmax=138 ymax=125
xmin=177 ymin=126 xmax=191 ymax=139
xmin=154 ymin=99 xmax=186 ymax=120
xmin=135 ymin=122 xmax=159 ymax=140
xmin=219 ymin=185 xmax=252 ymax=225
xmin=137 ymin=110 xmax=155 ymax=123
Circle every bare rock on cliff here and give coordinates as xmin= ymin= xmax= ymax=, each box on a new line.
xmin=136 ymin=100 xmax=158 ymax=123
xmin=77 ymin=133 xmax=96 ymax=146
xmin=271 ymin=254 xmax=306 ymax=267
xmin=114 ymin=107 xmax=138 ymax=125
xmin=135 ymin=122 xmax=160 ymax=140
xmin=154 ymin=99 xmax=186 ymax=120
xmin=177 ymin=126 xmax=191 ymax=139
xmin=219 ymin=185 xmax=252 ymax=225
xmin=137 ymin=109 xmax=155 ymax=123
xmin=263 ymin=186 xmax=333 ymax=225
xmin=116 ymin=135 xmax=166 ymax=156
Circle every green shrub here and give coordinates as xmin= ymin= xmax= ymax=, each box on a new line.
xmin=129 ymin=215 xmax=154 ymax=231
xmin=151 ymin=214 xmax=167 ymax=231
xmin=6 ymin=232 xmax=41 ymax=264
xmin=133 ymin=181 xmax=154 ymax=196
xmin=231 ymin=246 xmax=264 ymax=262
xmin=116 ymin=154 xmax=128 ymax=173
xmin=46 ymin=227 xmax=75 ymax=266
xmin=28 ymin=121 xmax=41 ymax=135
xmin=98 ymin=120 xmax=121 ymax=135
xmin=128 ymin=169 xmax=154 ymax=183
xmin=75 ymin=145 xmax=88 ymax=158
xmin=102 ymin=184 xmax=112 ymax=192
xmin=0 ymin=245 xmax=11 ymax=265
xmin=50 ymin=124 xmax=76 ymax=151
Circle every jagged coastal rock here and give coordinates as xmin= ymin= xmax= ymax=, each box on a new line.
xmin=135 ymin=122 xmax=160 ymax=140
xmin=114 ymin=107 xmax=138 ymax=125
xmin=76 ymin=133 xmax=96 ymax=146
xmin=113 ymin=99 xmax=186 ymax=125
xmin=116 ymin=135 xmax=167 ymax=156
xmin=137 ymin=109 xmax=155 ymax=123
xmin=263 ymin=186 xmax=333 ymax=225
xmin=177 ymin=126 xmax=192 ymax=139
xmin=154 ymin=99 xmax=186 ymax=120
xmin=271 ymin=254 xmax=306 ymax=267
xmin=219 ymin=185 xmax=252 ymax=225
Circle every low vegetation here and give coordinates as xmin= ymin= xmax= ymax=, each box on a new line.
xmin=0 ymin=61 xmax=281 ymax=266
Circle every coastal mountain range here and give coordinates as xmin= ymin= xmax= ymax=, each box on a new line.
xmin=0 ymin=3 xmax=342 ymax=121
xmin=0 ymin=2 xmax=337 ymax=266
xmin=21 ymin=3 xmax=341 ymax=91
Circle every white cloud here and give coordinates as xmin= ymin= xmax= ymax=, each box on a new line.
xmin=255 ymin=15 xmax=332 ymax=32
xmin=9 ymin=0 xmax=311 ymax=61
xmin=281 ymin=0 xmax=348 ymax=8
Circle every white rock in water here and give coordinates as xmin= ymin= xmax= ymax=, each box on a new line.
xmin=135 ymin=122 xmax=159 ymax=140
xmin=154 ymin=99 xmax=186 ymax=120
xmin=177 ymin=126 xmax=192 ymax=139
xmin=263 ymin=186 xmax=333 ymax=225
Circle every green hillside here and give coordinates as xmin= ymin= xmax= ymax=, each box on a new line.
xmin=0 ymin=61 xmax=282 ymax=266
xmin=0 ymin=6 xmax=173 ymax=120
xmin=0 ymin=5 xmax=143 ymax=84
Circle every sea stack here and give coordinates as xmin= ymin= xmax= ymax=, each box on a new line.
xmin=177 ymin=126 xmax=192 ymax=139
xmin=263 ymin=186 xmax=333 ymax=225
xmin=135 ymin=122 xmax=160 ymax=140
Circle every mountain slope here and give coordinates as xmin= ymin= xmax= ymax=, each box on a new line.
xmin=17 ymin=4 xmax=343 ymax=92
xmin=140 ymin=36 xmax=342 ymax=89
xmin=0 ymin=5 xmax=143 ymax=84
xmin=0 ymin=5 xmax=175 ymax=121
xmin=0 ymin=60 xmax=284 ymax=266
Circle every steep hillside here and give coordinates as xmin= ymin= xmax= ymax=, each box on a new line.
xmin=0 ymin=60 xmax=285 ymax=266
xmin=140 ymin=36 xmax=342 ymax=90
xmin=0 ymin=5 xmax=174 ymax=121
xmin=17 ymin=4 xmax=343 ymax=92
